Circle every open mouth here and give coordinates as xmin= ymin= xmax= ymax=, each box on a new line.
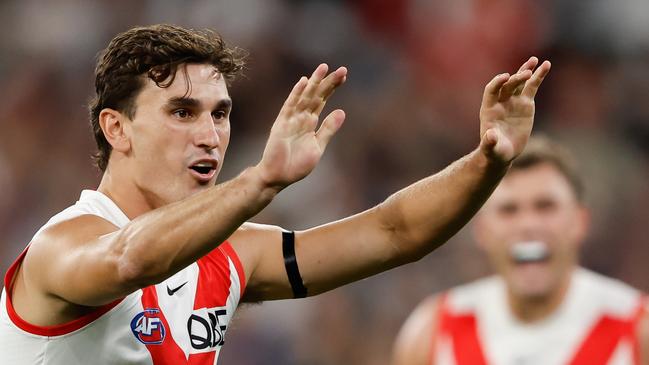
xmin=188 ymin=160 xmax=217 ymax=182
xmin=510 ymin=241 xmax=550 ymax=264
xmin=190 ymin=165 xmax=214 ymax=175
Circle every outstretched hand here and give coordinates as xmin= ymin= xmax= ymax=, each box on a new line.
xmin=479 ymin=57 xmax=551 ymax=165
xmin=256 ymin=64 xmax=347 ymax=190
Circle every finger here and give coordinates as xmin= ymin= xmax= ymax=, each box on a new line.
xmin=516 ymin=56 xmax=539 ymax=74
xmin=298 ymin=64 xmax=329 ymax=109
xmin=498 ymin=69 xmax=532 ymax=102
xmin=480 ymin=128 xmax=514 ymax=163
xmin=312 ymin=67 xmax=348 ymax=114
xmin=480 ymin=128 xmax=498 ymax=154
xmin=316 ymin=109 xmax=346 ymax=150
xmin=506 ymin=57 xmax=538 ymax=97
xmin=319 ymin=67 xmax=348 ymax=101
xmin=282 ymin=77 xmax=308 ymax=113
xmin=483 ymin=73 xmax=510 ymax=106
xmin=522 ymin=60 xmax=551 ymax=98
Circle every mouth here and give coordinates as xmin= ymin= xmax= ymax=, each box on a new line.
xmin=510 ymin=240 xmax=550 ymax=264
xmin=188 ymin=159 xmax=217 ymax=183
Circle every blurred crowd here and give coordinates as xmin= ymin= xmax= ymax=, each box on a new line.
xmin=1 ymin=0 xmax=649 ymax=364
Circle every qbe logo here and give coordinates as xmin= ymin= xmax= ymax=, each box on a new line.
xmin=188 ymin=307 xmax=228 ymax=352
xmin=131 ymin=308 xmax=166 ymax=344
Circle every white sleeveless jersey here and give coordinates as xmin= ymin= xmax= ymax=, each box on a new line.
xmin=0 ymin=190 xmax=246 ymax=365
xmin=433 ymin=269 xmax=645 ymax=365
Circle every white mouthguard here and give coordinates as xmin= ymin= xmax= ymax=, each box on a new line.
xmin=510 ymin=240 xmax=549 ymax=263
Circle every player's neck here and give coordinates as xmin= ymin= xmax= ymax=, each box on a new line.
xmin=507 ymin=273 xmax=573 ymax=324
xmin=96 ymin=168 xmax=156 ymax=220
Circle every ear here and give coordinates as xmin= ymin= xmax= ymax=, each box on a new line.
xmin=99 ymin=108 xmax=131 ymax=153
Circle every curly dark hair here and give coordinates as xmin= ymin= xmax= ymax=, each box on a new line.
xmin=88 ymin=24 xmax=246 ymax=171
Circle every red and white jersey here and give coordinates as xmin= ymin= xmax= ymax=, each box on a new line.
xmin=433 ymin=269 xmax=645 ymax=365
xmin=0 ymin=190 xmax=246 ymax=365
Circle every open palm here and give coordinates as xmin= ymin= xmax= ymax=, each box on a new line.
xmin=479 ymin=57 xmax=551 ymax=164
xmin=257 ymin=64 xmax=347 ymax=189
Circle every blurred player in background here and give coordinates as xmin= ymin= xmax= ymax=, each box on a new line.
xmin=392 ymin=136 xmax=649 ymax=365
xmin=0 ymin=24 xmax=550 ymax=364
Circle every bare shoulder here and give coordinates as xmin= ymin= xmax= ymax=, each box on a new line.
xmin=392 ymin=294 xmax=440 ymax=365
xmin=401 ymin=295 xmax=440 ymax=339
xmin=230 ymin=221 xmax=283 ymax=241
xmin=25 ymin=214 xmax=119 ymax=278
xmin=228 ymin=222 xmax=283 ymax=274
xmin=229 ymin=222 xmax=292 ymax=301
xmin=12 ymin=214 xmax=119 ymax=324
xmin=228 ymin=221 xmax=284 ymax=257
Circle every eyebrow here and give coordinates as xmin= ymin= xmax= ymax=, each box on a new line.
xmin=165 ymin=97 xmax=232 ymax=111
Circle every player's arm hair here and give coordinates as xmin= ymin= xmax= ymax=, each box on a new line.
xmin=392 ymin=296 xmax=439 ymax=365
xmin=24 ymin=168 xmax=277 ymax=306
xmin=235 ymin=149 xmax=506 ymax=301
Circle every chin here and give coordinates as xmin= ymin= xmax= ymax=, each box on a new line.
xmin=190 ymin=182 xmax=214 ymax=193
xmin=516 ymin=287 xmax=553 ymax=301
xmin=511 ymin=278 xmax=555 ymax=300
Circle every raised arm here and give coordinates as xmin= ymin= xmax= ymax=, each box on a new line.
xmin=235 ymin=57 xmax=551 ymax=301
xmin=19 ymin=64 xmax=347 ymax=316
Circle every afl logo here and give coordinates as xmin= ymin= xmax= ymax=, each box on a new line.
xmin=131 ymin=308 xmax=166 ymax=344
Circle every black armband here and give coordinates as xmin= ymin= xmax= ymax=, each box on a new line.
xmin=282 ymin=230 xmax=307 ymax=298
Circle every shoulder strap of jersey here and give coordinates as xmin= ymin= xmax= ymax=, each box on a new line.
xmin=568 ymin=294 xmax=647 ymax=365
xmin=436 ymin=292 xmax=488 ymax=365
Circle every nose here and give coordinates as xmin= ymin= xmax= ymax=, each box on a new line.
xmin=194 ymin=114 xmax=220 ymax=151
xmin=515 ymin=210 xmax=544 ymax=238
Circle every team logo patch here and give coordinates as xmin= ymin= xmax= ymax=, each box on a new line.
xmin=131 ymin=308 xmax=166 ymax=344
xmin=188 ymin=307 xmax=228 ymax=353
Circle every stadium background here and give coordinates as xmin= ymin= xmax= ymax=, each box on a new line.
xmin=1 ymin=0 xmax=648 ymax=363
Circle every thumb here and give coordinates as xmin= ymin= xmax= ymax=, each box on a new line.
xmin=481 ymin=128 xmax=516 ymax=164
xmin=480 ymin=128 xmax=499 ymax=155
xmin=316 ymin=109 xmax=346 ymax=150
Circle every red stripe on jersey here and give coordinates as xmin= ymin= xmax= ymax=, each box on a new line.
xmin=632 ymin=296 xmax=647 ymax=365
xmin=568 ymin=316 xmax=630 ymax=365
xmin=195 ymin=242 xmax=237 ymax=309
xmin=140 ymin=286 xmax=188 ymax=364
xmin=220 ymin=241 xmax=246 ymax=297
xmin=438 ymin=294 xmax=488 ymax=365
xmin=186 ymin=242 xmax=238 ymax=364
xmin=4 ymin=246 xmax=123 ymax=336
xmin=569 ymin=297 xmax=646 ymax=365
xmin=188 ymin=351 xmax=216 ymax=365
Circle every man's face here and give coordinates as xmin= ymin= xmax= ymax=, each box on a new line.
xmin=474 ymin=163 xmax=589 ymax=300
xmin=125 ymin=63 xmax=232 ymax=207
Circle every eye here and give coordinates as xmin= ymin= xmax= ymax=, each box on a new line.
xmin=173 ymin=109 xmax=192 ymax=119
xmin=535 ymin=198 xmax=557 ymax=212
xmin=498 ymin=203 xmax=518 ymax=217
xmin=212 ymin=110 xmax=227 ymax=120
